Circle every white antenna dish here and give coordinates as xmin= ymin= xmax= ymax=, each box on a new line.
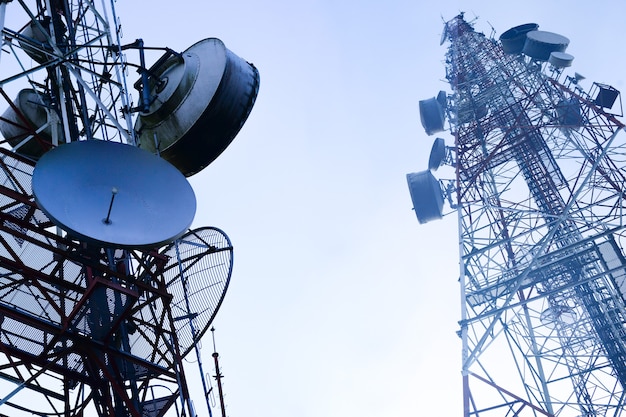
xmin=32 ymin=140 xmax=196 ymax=248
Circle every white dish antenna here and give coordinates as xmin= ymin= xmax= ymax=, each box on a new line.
xmin=33 ymin=140 xmax=196 ymax=248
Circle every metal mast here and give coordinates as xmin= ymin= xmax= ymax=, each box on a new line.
xmin=408 ymin=13 xmax=626 ymax=417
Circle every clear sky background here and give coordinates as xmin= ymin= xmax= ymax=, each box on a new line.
xmin=106 ymin=1 xmax=626 ymax=416
xmin=9 ymin=1 xmax=624 ymax=416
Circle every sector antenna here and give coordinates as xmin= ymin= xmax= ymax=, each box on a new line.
xmin=0 ymin=1 xmax=259 ymax=416
xmin=407 ymin=13 xmax=626 ymax=416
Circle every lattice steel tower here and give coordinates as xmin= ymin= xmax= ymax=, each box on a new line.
xmin=0 ymin=1 xmax=258 ymax=416
xmin=407 ymin=13 xmax=626 ymax=417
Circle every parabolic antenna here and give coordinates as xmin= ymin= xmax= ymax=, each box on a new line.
xmin=32 ymin=140 xmax=196 ymax=248
xmin=0 ymin=89 xmax=57 ymax=159
xmin=522 ymin=31 xmax=569 ymax=61
xmin=540 ymin=305 xmax=577 ymax=328
xmin=548 ymin=51 xmax=574 ymax=68
xmin=428 ymin=137 xmax=447 ymax=171
xmin=419 ymin=96 xmax=445 ymax=136
xmin=136 ymin=38 xmax=260 ymax=177
xmin=499 ymin=23 xmax=538 ymax=54
xmin=161 ymin=227 xmax=233 ymax=358
xmin=19 ymin=18 xmax=56 ymax=64
xmin=436 ymin=90 xmax=447 ymax=109
xmin=406 ymin=170 xmax=444 ymax=224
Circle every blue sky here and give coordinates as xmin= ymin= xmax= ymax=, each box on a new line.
xmin=107 ymin=1 xmax=626 ymax=415
xmin=4 ymin=0 xmax=626 ymax=415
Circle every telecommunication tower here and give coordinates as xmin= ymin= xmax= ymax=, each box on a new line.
xmin=407 ymin=13 xmax=626 ymax=417
xmin=0 ymin=1 xmax=258 ymax=416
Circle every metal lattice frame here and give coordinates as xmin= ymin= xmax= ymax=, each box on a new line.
xmin=0 ymin=1 xmax=202 ymax=416
xmin=0 ymin=146 xmax=191 ymax=416
xmin=438 ymin=14 xmax=626 ymax=417
xmin=0 ymin=0 xmax=135 ymax=150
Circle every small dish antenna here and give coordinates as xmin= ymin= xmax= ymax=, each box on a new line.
xmin=32 ymin=140 xmax=196 ymax=248
xmin=428 ymin=138 xmax=447 ymax=171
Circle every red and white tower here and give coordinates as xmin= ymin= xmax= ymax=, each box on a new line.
xmin=409 ymin=13 xmax=626 ymax=416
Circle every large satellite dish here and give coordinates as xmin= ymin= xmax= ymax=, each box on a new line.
xmin=32 ymin=140 xmax=196 ymax=248
xmin=161 ymin=227 xmax=233 ymax=358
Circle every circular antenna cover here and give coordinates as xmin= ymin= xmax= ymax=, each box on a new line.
xmin=32 ymin=140 xmax=196 ymax=248
xmin=0 ymin=89 xmax=56 ymax=159
xmin=406 ymin=171 xmax=444 ymax=224
xmin=523 ymin=31 xmax=569 ymax=61
xmin=428 ymin=138 xmax=447 ymax=171
xmin=499 ymin=23 xmax=539 ymax=54
xmin=136 ymin=38 xmax=260 ymax=177
xmin=419 ymin=97 xmax=445 ymax=136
